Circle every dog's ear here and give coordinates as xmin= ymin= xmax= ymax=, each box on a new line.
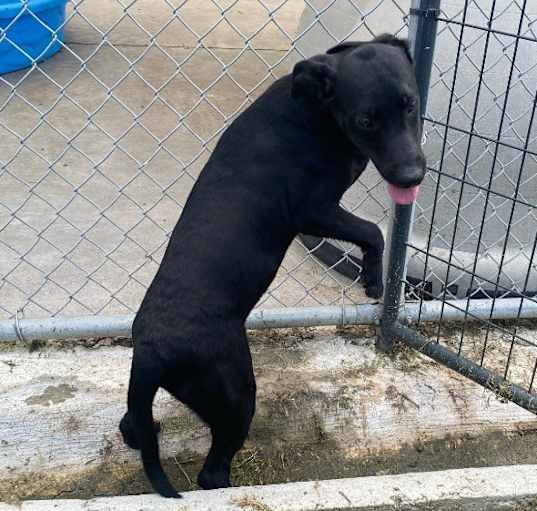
xmin=373 ymin=33 xmax=413 ymax=62
xmin=326 ymin=40 xmax=364 ymax=55
xmin=291 ymin=54 xmax=337 ymax=104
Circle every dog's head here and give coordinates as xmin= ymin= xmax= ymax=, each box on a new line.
xmin=292 ymin=34 xmax=426 ymax=203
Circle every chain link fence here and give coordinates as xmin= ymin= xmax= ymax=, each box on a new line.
xmin=408 ymin=0 xmax=537 ymax=301
xmin=1 ymin=0 xmax=408 ymax=322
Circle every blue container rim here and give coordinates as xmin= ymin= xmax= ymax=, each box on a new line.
xmin=0 ymin=0 xmax=68 ymax=19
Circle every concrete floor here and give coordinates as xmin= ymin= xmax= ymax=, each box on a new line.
xmin=0 ymin=1 xmax=371 ymax=320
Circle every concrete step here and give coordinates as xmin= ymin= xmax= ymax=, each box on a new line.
xmin=2 ymin=465 xmax=537 ymax=510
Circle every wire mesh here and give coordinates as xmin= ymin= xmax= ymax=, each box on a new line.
xmin=0 ymin=0 xmax=409 ymax=322
xmin=1 ymin=0 xmax=536 ymax=403
xmin=405 ymin=0 xmax=537 ymax=397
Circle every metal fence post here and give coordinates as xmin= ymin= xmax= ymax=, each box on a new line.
xmin=377 ymin=0 xmax=440 ymax=352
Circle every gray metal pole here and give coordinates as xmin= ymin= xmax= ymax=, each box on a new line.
xmin=378 ymin=0 xmax=441 ymax=352
xmin=1 ymin=297 xmax=536 ymax=342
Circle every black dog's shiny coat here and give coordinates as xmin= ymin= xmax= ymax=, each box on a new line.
xmin=120 ymin=34 xmax=426 ymax=498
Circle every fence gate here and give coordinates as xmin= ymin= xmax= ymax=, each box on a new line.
xmin=379 ymin=0 xmax=537 ymax=415
xmin=1 ymin=1 xmax=536 ymax=413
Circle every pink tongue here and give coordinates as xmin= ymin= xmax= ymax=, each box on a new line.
xmin=387 ymin=184 xmax=420 ymax=205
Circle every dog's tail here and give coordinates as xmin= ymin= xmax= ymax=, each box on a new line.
xmin=129 ymin=367 xmax=180 ymax=498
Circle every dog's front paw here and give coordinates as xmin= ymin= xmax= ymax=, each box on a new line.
xmin=365 ymin=281 xmax=383 ymax=299
xmin=362 ymin=251 xmax=383 ymax=299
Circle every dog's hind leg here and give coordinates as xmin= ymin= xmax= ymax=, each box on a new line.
xmin=119 ymin=411 xmax=161 ymax=450
xmin=164 ymin=340 xmax=256 ymax=491
xmin=197 ymin=367 xmax=256 ymax=490
xmin=121 ymin=353 xmax=180 ymax=498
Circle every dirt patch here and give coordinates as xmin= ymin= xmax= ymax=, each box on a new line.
xmin=24 ymin=384 xmax=77 ymax=407
xmin=5 ymin=428 xmax=537 ymax=503
xmin=232 ymin=495 xmax=273 ymax=511
xmin=232 ymin=427 xmax=537 ymax=493
xmin=385 ymin=384 xmax=420 ymax=414
xmin=64 ymin=415 xmax=84 ymax=434
xmin=335 ymin=324 xmax=377 ymax=340
xmin=0 ymin=336 xmax=134 ymax=353
xmin=248 ymin=327 xmax=316 ymax=346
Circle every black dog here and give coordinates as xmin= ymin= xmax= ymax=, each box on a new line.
xmin=120 ymin=33 xmax=426 ymax=498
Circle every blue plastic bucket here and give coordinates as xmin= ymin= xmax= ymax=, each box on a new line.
xmin=0 ymin=0 xmax=68 ymax=74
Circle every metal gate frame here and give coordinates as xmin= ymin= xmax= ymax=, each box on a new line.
xmin=379 ymin=0 xmax=537 ymax=415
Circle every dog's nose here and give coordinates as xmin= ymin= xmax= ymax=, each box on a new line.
xmin=395 ymin=166 xmax=424 ymax=188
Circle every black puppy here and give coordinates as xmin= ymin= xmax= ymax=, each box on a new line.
xmin=120 ymin=33 xmax=426 ymax=498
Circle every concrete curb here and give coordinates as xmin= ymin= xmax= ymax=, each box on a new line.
xmin=2 ymin=465 xmax=537 ymax=510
